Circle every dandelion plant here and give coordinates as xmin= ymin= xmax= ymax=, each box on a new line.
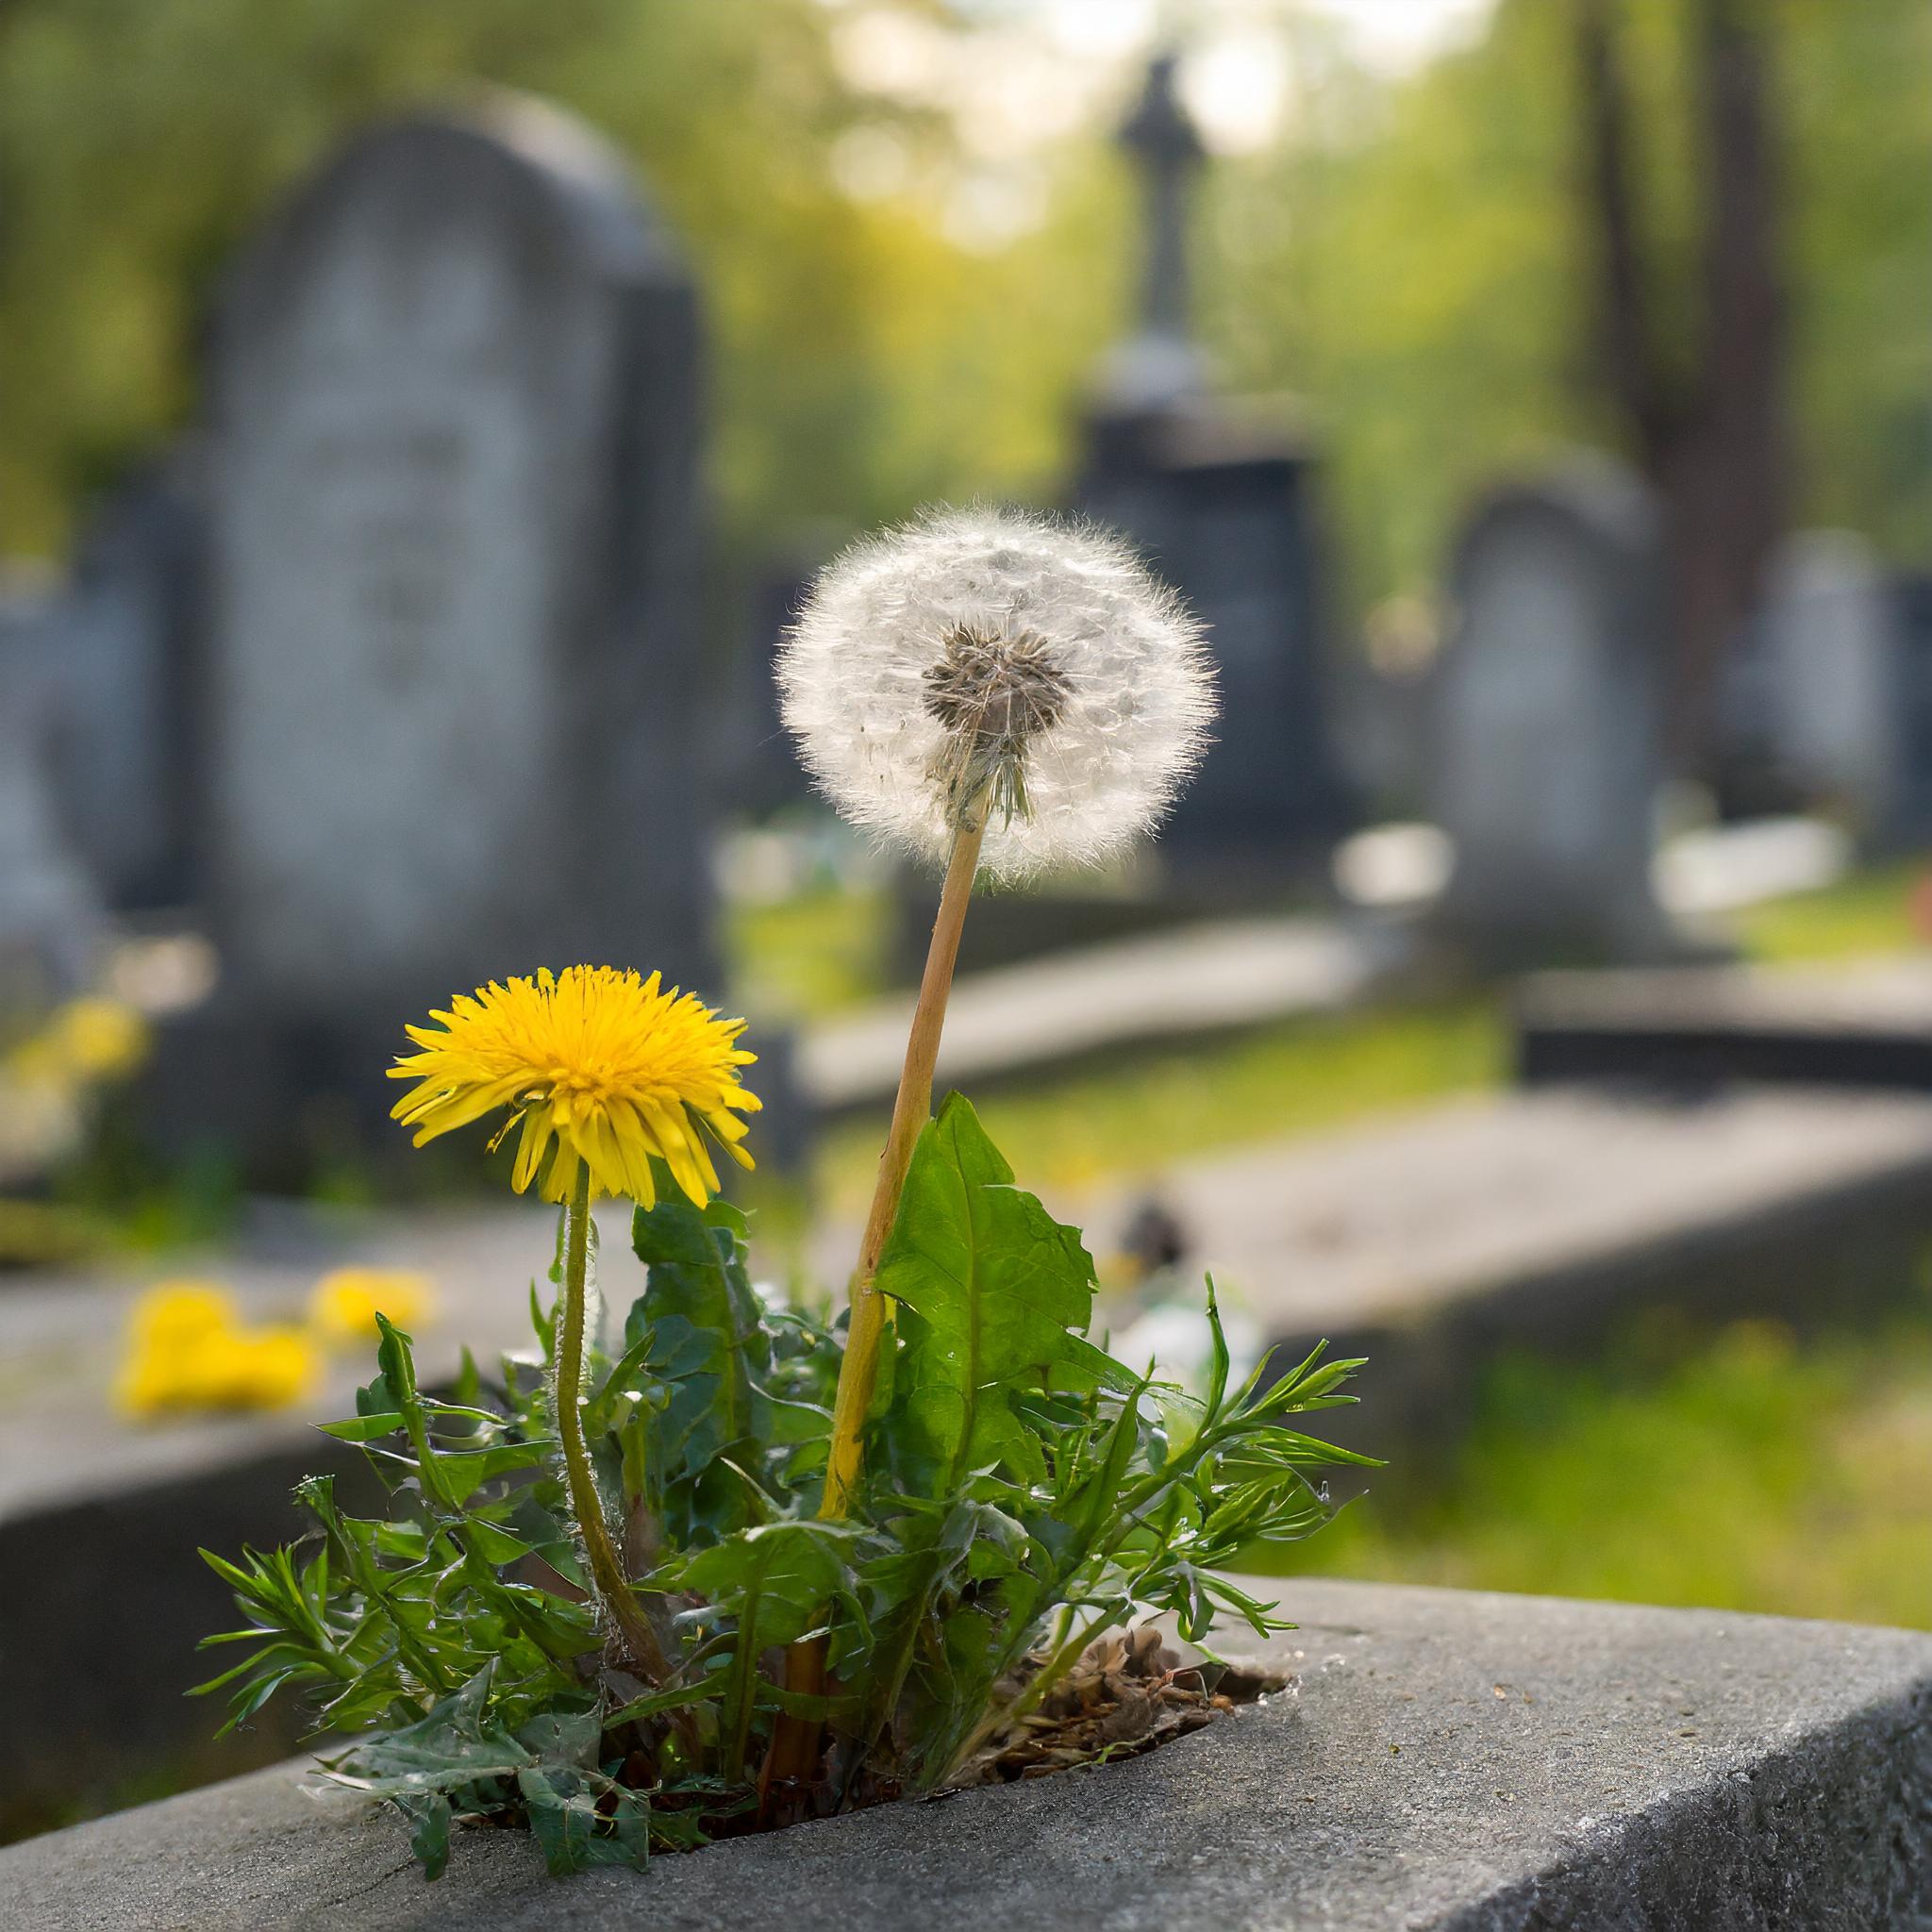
xmin=199 ymin=508 xmax=1371 ymax=1879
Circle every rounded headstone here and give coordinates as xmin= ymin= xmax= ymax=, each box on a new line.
xmin=1428 ymin=455 xmax=1684 ymax=963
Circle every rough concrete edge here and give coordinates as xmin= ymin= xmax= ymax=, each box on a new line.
xmin=1439 ymin=1675 xmax=1932 ymax=1932
xmin=1271 ymin=1141 xmax=1932 ymax=1463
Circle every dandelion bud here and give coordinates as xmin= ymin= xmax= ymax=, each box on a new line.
xmin=778 ymin=507 xmax=1215 ymax=880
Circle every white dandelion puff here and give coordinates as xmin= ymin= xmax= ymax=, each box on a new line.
xmin=776 ymin=506 xmax=1216 ymax=881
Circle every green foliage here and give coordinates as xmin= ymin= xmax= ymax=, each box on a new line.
xmin=1269 ymin=1308 xmax=1932 ymax=1635
xmin=1729 ymin=859 xmax=1923 ymax=964
xmin=200 ymin=1108 xmax=1366 ymax=1878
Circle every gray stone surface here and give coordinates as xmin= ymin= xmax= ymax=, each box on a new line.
xmin=1056 ymin=1081 xmax=1932 ymax=1458
xmin=0 ymin=607 xmax=108 ymax=1008
xmin=802 ymin=914 xmax=1385 ymax=1109
xmin=6 ymin=1578 xmax=1929 ymax=1929
xmin=39 ymin=453 xmax=207 ymax=910
xmin=1516 ymin=956 xmax=1932 ymax=1093
xmin=1428 ymin=458 xmax=1685 ymax=965
xmin=190 ymin=93 xmax=712 ymax=1168
xmin=0 ymin=1199 xmax=629 ymax=1829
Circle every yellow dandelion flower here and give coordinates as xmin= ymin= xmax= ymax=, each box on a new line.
xmin=308 ymin=1267 xmax=436 ymax=1347
xmin=386 ymin=966 xmax=760 ymax=1208
xmin=201 ymin=1326 xmax=319 ymax=1410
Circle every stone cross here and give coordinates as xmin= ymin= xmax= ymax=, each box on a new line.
xmin=1095 ymin=52 xmax=1208 ymax=413
xmin=1120 ymin=52 xmax=1203 ymax=349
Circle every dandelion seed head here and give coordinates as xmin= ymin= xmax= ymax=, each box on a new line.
xmin=777 ymin=507 xmax=1215 ymax=880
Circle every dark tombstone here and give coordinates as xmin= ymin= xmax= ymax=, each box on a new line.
xmin=717 ymin=553 xmax=822 ymax=822
xmin=1426 ymin=458 xmax=1692 ymax=965
xmin=173 ymin=96 xmax=716 ymax=1178
xmin=1887 ymin=572 xmax=1932 ymax=847
xmin=0 ymin=597 xmax=108 ymax=1008
xmin=1074 ymin=55 xmax=1351 ymax=890
xmin=1755 ymin=531 xmax=1902 ymax=832
xmin=42 ymin=453 xmax=207 ymax=910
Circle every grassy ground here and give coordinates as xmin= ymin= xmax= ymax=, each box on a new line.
xmin=813 ymin=999 xmax=1504 ymax=1218
xmin=1727 ymin=857 xmax=1923 ymax=963
xmin=1249 ymin=1307 xmax=1932 ymax=1632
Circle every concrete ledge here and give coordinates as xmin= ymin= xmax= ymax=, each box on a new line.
xmin=7 ymin=1579 xmax=1929 ymax=1931
xmin=1515 ymin=958 xmax=1932 ymax=1095
xmin=1077 ymin=1085 xmax=1932 ymax=1460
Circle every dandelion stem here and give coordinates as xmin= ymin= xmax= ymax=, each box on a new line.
xmin=822 ymin=808 xmax=987 ymax=1519
xmin=764 ymin=807 xmax=987 ymax=1804
xmin=555 ymin=1166 xmax=671 ymax=1688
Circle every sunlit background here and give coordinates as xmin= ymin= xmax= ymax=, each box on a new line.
xmin=2 ymin=0 xmax=1930 ymax=1843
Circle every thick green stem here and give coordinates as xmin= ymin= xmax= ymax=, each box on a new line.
xmin=556 ymin=1168 xmax=671 ymax=1685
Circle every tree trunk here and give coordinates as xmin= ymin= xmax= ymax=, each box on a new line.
xmin=1573 ymin=0 xmax=1790 ymax=773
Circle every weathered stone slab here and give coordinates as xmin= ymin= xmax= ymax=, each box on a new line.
xmin=1063 ymin=1083 xmax=1932 ymax=1455
xmin=6 ymin=1578 xmax=1927 ymax=1930
xmin=1516 ymin=957 xmax=1932 ymax=1094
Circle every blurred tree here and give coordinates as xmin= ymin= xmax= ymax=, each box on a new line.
xmin=1574 ymin=0 xmax=1789 ymax=765
xmin=1194 ymin=0 xmax=1929 ymax=701
xmin=1 ymin=0 xmax=1924 ymax=695
xmin=0 ymin=0 xmax=1119 ymax=565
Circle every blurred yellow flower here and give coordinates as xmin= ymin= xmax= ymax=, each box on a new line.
xmin=7 ymin=995 xmax=149 ymax=1091
xmin=116 ymin=1281 xmax=318 ymax=1421
xmin=126 ymin=1279 xmax=237 ymax=1348
xmin=388 ymin=966 xmax=760 ymax=1208
xmin=308 ymin=1267 xmax=436 ymax=1347
xmin=50 ymin=997 xmax=149 ymax=1079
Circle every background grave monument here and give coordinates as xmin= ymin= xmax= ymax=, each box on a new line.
xmin=1727 ymin=529 xmax=1905 ymax=835
xmin=171 ymin=95 xmax=714 ymax=1174
xmin=1426 ymin=457 xmax=1691 ymax=965
xmin=36 ymin=453 xmax=207 ymax=911
xmin=1886 ymin=571 xmax=1932 ymax=847
xmin=0 ymin=608 xmax=108 ymax=1011
xmin=1074 ymin=53 xmax=1353 ymax=890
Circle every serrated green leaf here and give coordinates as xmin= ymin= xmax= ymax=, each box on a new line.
xmin=877 ymin=1093 xmax=1097 ymax=1498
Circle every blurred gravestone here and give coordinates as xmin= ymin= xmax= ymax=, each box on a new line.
xmin=719 ymin=552 xmax=821 ymax=822
xmin=1889 ymin=573 xmax=1932 ymax=845
xmin=1427 ymin=458 xmax=1689 ymax=964
xmin=1750 ymin=531 xmax=1904 ymax=832
xmin=0 ymin=601 xmax=108 ymax=1008
xmin=1075 ymin=56 xmax=1350 ymax=890
xmin=42 ymin=453 xmax=206 ymax=910
xmin=180 ymin=96 xmax=712 ymax=1174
